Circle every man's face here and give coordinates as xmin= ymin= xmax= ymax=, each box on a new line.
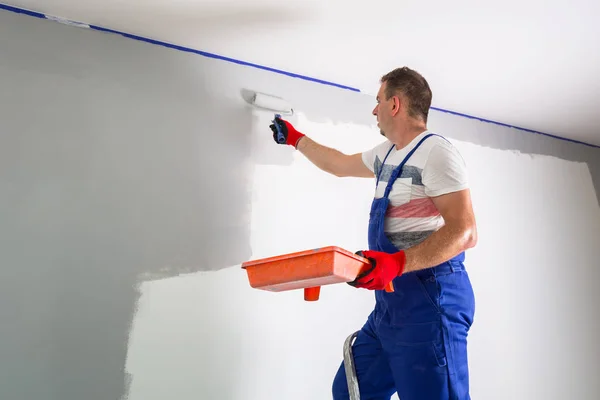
xmin=372 ymin=82 xmax=393 ymax=138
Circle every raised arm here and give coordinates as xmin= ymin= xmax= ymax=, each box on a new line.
xmin=296 ymin=137 xmax=373 ymax=178
xmin=270 ymin=117 xmax=374 ymax=178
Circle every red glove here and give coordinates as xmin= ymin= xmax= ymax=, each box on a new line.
xmin=269 ymin=116 xmax=305 ymax=148
xmin=349 ymin=250 xmax=406 ymax=291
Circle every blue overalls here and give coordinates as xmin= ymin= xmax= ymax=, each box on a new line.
xmin=333 ymin=134 xmax=476 ymax=400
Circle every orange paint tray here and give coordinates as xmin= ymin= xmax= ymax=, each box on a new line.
xmin=241 ymin=246 xmax=393 ymax=301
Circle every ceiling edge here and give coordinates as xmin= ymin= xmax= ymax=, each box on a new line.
xmin=1 ymin=2 xmax=599 ymax=150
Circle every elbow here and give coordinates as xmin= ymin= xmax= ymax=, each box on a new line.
xmin=329 ymin=163 xmax=347 ymax=177
xmin=321 ymin=159 xmax=343 ymax=177
xmin=462 ymin=223 xmax=478 ymax=250
xmin=325 ymin=166 xmax=342 ymax=177
xmin=449 ymin=218 xmax=477 ymax=251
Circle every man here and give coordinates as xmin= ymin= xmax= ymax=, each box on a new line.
xmin=269 ymin=67 xmax=477 ymax=400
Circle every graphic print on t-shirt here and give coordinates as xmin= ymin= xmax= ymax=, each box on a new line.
xmin=373 ymin=153 xmax=442 ymax=249
xmin=362 ymin=132 xmax=469 ymax=251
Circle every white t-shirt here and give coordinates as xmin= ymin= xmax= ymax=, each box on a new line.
xmin=361 ymin=131 xmax=469 ymax=250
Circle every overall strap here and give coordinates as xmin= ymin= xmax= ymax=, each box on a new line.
xmin=383 ymin=133 xmax=441 ymax=198
xmin=375 ymin=144 xmax=396 ymax=188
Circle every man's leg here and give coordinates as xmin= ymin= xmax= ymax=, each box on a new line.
xmin=332 ymin=310 xmax=397 ymax=400
xmin=380 ymin=268 xmax=475 ymax=400
xmin=384 ymin=321 xmax=470 ymax=400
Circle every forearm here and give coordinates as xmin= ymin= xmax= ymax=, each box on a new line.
xmin=403 ymin=223 xmax=477 ymax=273
xmin=295 ymin=136 xmax=345 ymax=176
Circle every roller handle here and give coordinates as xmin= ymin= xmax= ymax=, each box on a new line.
xmin=354 ymin=251 xmax=394 ymax=293
xmin=272 ymin=114 xmax=287 ymax=144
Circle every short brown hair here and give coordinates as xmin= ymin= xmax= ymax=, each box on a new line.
xmin=381 ymin=67 xmax=432 ymax=122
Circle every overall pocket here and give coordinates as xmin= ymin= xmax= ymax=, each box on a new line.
xmin=385 ymin=274 xmax=442 ymax=331
xmin=415 ymin=273 xmax=442 ymax=315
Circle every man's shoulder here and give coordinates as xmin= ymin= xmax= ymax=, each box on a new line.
xmin=419 ymin=133 xmax=469 ymax=196
xmin=420 ymin=133 xmax=464 ymax=162
xmin=422 ymin=132 xmax=457 ymax=150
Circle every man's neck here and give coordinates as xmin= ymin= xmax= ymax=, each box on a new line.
xmin=393 ymin=124 xmax=428 ymax=150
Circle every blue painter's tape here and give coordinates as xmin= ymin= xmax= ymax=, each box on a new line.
xmin=88 ymin=25 xmax=361 ymax=92
xmin=1 ymin=2 xmax=599 ymax=149
xmin=0 ymin=3 xmax=45 ymax=18
xmin=431 ymin=107 xmax=600 ymax=149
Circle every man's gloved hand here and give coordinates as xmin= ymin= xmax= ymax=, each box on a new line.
xmin=269 ymin=116 xmax=305 ymax=148
xmin=348 ymin=250 xmax=406 ymax=291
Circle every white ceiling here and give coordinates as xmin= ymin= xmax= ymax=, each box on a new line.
xmin=4 ymin=0 xmax=600 ymax=147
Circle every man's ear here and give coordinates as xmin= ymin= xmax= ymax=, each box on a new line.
xmin=391 ymin=95 xmax=401 ymax=116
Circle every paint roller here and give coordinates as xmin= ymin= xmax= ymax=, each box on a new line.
xmin=242 ymin=89 xmax=294 ymax=115
xmin=241 ymin=89 xmax=294 ymax=144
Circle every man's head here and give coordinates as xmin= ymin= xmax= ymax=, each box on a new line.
xmin=372 ymin=67 xmax=432 ymax=144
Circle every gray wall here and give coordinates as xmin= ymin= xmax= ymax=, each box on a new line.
xmin=0 ymin=10 xmax=256 ymax=400
xmin=1 ymin=8 xmax=599 ymax=400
